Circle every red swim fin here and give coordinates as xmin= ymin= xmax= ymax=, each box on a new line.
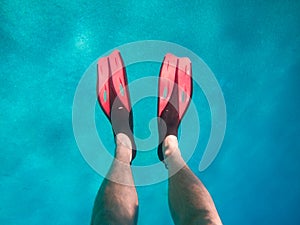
xmin=157 ymin=53 xmax=192 ymax=161
xmin=97 ymin=50 xmax=136 ymax=163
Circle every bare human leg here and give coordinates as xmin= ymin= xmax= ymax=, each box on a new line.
xmin=90 ymin=133 xmax=138 ymax=225
xmin=93 ymin=50 xmax=138 ymax=224
xmin=163 ymin=135 xmax=222 ymax=225
xmin=156 ymin=53 xmax=221 ymax=224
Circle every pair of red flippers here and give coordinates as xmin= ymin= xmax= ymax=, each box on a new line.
xmin=97 ymin=50 xmax=192 ymax=163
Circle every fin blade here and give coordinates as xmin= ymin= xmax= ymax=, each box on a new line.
xmin=158 ymin=53 xmax=177 ymax=116
xmin=109 ymin=50 xmax=131 ymax=112
xmin=177 ymin=57 xmax=192 ymax=120
xmin=97 ymin=56 xmax=111 ymax=118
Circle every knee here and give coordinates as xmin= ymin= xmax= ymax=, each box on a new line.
xmin=92 ymin=204 xmax=139 ymax=225
xmin=180 ymin=209 xmax=222 ymax=225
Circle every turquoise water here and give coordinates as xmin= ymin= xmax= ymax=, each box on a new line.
xmin=1 ymin=0 xmax=300 ymax=224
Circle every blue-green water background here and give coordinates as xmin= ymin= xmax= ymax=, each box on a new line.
xmin=1 ymin=0 xmax=300 ymax=224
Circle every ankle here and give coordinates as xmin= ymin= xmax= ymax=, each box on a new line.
xmin=115 ymin=133 xmax=132 ymax=163
xmin=116 ymin=133 xmax=132 ymax=149
xmin=163 ymin=135 xmax=180 ymax=158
